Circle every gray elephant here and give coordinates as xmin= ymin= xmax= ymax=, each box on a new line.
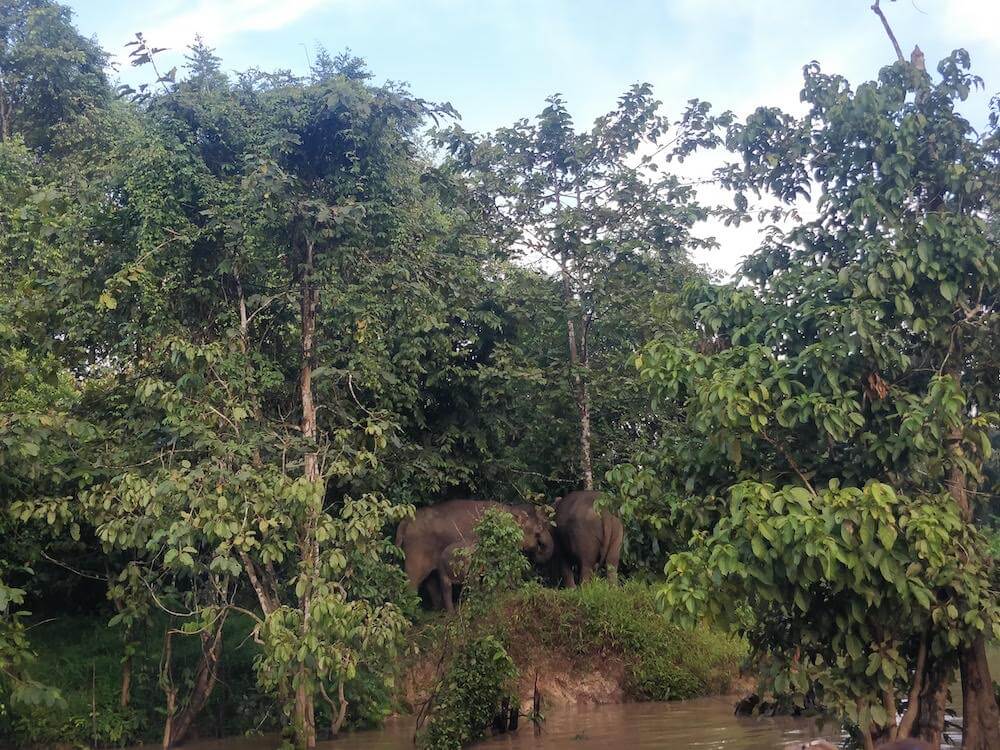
xmin=553 ymin=490 xmax=624 ymax=587
xmin=395 ymin=499 xmax=554 ymax=611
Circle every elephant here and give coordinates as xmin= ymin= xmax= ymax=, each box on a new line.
xmin=552 ymin=490 xmax=624 ymax=587
xmin=395 ymin=499 xmax=554 ymax=611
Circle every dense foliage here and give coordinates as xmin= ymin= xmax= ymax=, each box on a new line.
xmin=1 ymin=2 xmax=998 ymax=749
xmin=614 ymin=49 xmax=1000 ymax=750
xmin=0 ymin=2 xmax=707 ymax=745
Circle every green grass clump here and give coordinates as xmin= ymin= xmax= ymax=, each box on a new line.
xmin=502 ymin=580 xmax=745 ymax=701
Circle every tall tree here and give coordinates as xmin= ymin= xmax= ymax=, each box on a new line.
xmin=437 ymin=89 xmax=728 ymax=490
xmin=3 ymin=35 xmax=521 ymax=746
xmin=620 ymin=51 xmax=1000 ymax=749
xmin=0 ymin=0 xmax=107 ymax=150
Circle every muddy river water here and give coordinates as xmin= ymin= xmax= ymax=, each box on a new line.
xmin=156 ymin=696 xmax=850 ymax=750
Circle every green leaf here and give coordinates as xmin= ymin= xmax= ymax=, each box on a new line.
xmin=917 ymin=240 xmax=932 ymax=262
xmin=877 ymin=525 xmax=897 ymax=550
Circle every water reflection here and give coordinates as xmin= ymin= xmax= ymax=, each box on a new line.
xmin=153 ymin=696 xmax=845 ymax=750
xmin=470 ymin=697 xmax=843 ymax=750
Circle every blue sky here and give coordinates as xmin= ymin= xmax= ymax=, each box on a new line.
xmin=64 ymin=0 xmax=1000 ymax=273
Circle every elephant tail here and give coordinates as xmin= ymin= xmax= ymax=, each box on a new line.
xmin=394 ymin=518 xmax=411 ymax=549
xmin=600 ymin=512 xmax=624 ymax=568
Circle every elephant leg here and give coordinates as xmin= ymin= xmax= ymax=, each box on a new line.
xmin=406 ymin=553 xmax=441 ymax=608
xmin=604 ymin=520 xmax=624 ymax=585
xmin=579 ymin=564 xmax=595 ymax=585
xmin=425 ymin=574 xmax=445 ymax=610
xmin=605 ymin=538 xmax=622 ymax=586
xmin=560 ymin=557 xmax=577 ymax=588
xmin=439 ymin=571 xmax=455 ymax=613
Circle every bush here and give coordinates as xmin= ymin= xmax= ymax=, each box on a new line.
xmin=417 ymin=510 xmax=529 ymax=750
xmin=419 ymin=635 xmax=517 ymax=750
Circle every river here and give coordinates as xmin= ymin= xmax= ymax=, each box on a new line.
xmin=157 ymin=696 xmax=848 ymax=750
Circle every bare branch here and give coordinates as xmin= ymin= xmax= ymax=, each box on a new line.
xmin=871 ymin=1 xmax=905 ymax=62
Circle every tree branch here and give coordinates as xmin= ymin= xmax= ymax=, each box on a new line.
xmin=762 ymin=432 xmax=816 ymax=495
xmin=871 ymin=1 xmax=905 ymax=62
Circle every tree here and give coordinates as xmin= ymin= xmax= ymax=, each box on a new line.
xmin=0 ymin=0 xmax=107 ymax=150
xmin=2 ymin=33 xmax=522 ymax=746
xmin=617 ymin=51 xmax=1000 ymax=749
xmin=437 ymin=89 xmax=728 ymax=490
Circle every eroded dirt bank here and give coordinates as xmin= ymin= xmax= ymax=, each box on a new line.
xmin=397 ymin=582 xmax=747 ymax=711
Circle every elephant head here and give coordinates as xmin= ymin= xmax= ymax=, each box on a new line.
xmin=516 ymin=505 xmax=555 ymax=564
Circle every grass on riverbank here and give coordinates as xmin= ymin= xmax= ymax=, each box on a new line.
xmin=402 ymin=580 xmax=747 ymax=707
xmin=509 ymin=580 xmax=746 ymax=700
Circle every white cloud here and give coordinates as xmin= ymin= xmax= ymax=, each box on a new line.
xmin=940 ymin=0 xmax=1000 ymax=46
xmin=132 ymin=0 xmax=336 ymax=52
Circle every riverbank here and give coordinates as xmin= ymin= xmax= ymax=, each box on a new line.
xmin=2 ymin=582 xmax=745 ymax=748
xmin=399 ymin=581 xmax=748 ymax=710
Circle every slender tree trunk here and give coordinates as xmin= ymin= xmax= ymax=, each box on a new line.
xmin=238 ymin=551 xmax=277 ymax=616
xmin=0 ymin=67 xmax=10 ymax=142
xmin=559 ymin=245 xmax=594 ymax=490
xmin=295 ymin=235 xmax=319 ymax=749
xmin=578 ymin=376 xmax=594 ymax=490
xmin=162 ymin=616 xmax=227 ymax=748
xmin=120 ymin=651 xmax=133 ymax=708
xmin=319 ymin=680 xmax=349 ymax=738
xmin=113 ymin=596 xmax=134 ymax=709
xmin=896 ymin=634 xmax=926 ymax=739
xmin=161 ymin=629 xmax=176 ymax=750
xmin=565 ymin=316 xmax=594 ymax=490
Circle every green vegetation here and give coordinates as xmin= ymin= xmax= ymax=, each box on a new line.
xmin=417 ymin=509 xmax=531 ymax=750
xmin=3 ymin=614 xmax=268 ymax=747
xmin=1 ymin=1 xmax=998 ymax=749
xmin=503 ymin=581 xmax=745 ymax=701
xmin=419 ymin=635 xmax=518 ymax=750
xmin=412 ymin=514 xmax=743 ymax=750
xmin=611 ymin=41 xmax=1000 ymax=750
xmin=407 ymin=581 xmax=744 ymax=706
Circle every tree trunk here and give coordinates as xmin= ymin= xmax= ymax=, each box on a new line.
xmin=296 ymin=235 xmax=320 ymax=750
xmin=941 ymin=369 xmax=1000 ymax=750
xmin=120 ymin=651 xmax=132 ymax=708
xmin=0 ymin=67 xmax=10 ymax=142
xmin=897 ymin=634 xmax=926 ymax=740
xmin=294 ymin=685 xmax=316 ymax=750
xmin=319 ymin=680 xmax=349 ymax=738
xmin=960 ymin=634 xmax=1000 ymax=750
xmin=559 ymin=239 xmax=594 ymax=491
xmin=566 ymin=316 xmax=594 ymax=490
xmin=163 ymin=617 xmax=226 ymax=748
xmin=911 ymin=650 xmax=951 ymax=747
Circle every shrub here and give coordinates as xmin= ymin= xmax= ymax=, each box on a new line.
xmin=417 ymin=510 xmax=529 ymax=750
xmin=419 ymin=635 xmax=517 ymax=750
